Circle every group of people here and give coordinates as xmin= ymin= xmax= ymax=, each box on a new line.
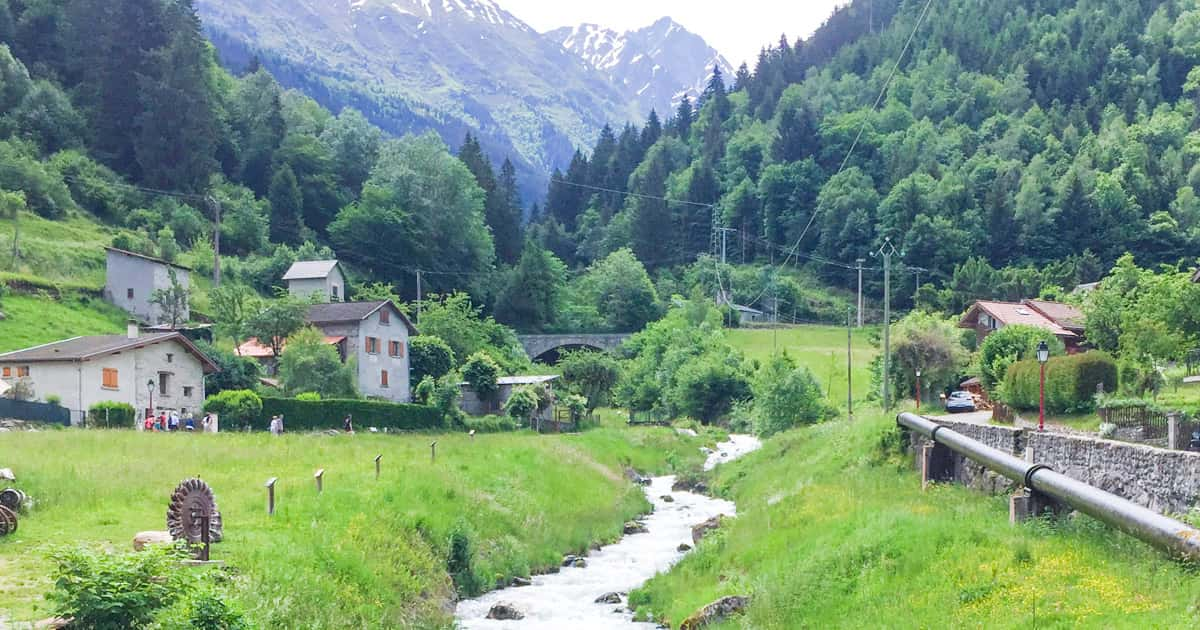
xmin=142 ymin=411 xmax=213 ymax=432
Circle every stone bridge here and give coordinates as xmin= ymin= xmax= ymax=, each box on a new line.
xmin=518 ymin=333 xmax=632 ymax=362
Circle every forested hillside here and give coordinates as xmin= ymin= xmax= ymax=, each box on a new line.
xmin=533 ymin=0 xmax=1200 ymax=313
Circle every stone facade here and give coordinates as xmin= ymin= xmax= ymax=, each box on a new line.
xmin=104 ymin=248 xmax=191 ymax=324
xmin=908 ymin=417 xmax=1200 ymax=515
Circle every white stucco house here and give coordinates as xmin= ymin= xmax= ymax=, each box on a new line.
xmin=104 ymin=247 xmax=191 ymax=324
xmin=283 ymin=260 xmax=346 ymax=303
xmin=0 ymin=323 xmax=218 ymax=426
xmin=305 ymin=300 xmax=417 ymax=402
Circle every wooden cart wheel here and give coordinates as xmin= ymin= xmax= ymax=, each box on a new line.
xmin=0 ymin=504 xmax=17 ymax=536
xmin=0 ymin=488 xmax=23 ymax=512
xmin=166 ymin=478 xmax=222 ymax=543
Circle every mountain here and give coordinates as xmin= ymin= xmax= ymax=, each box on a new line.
xmin=547 ymin=18 xmax=735 ymax=117
xmin=195 ymin=0 xmax=640 ymax=199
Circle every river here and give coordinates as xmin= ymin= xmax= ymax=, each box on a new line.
xmin=454 ymin=434 xmax=762 ymax=629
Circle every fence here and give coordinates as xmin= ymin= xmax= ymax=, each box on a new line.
xmin=1097 ymin=405 xmax=1171 ymax=440
xmin=0 ymin=398 xmax=71 ymax=426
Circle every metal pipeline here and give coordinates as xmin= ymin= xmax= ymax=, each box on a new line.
xmin=897 ymin=412 xmax=1200 ymax=562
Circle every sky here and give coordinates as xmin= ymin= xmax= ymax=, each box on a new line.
xmin=501 ymin=0 xmax=849 ymax=68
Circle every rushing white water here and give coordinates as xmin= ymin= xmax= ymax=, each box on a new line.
xmin=454 ymin=434 xmax=762 ymax=629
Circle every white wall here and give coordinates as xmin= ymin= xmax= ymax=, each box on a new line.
xmin=355 ymin=307 xmax=411 ymax=402
xmin=105 ymin=250 xmax=190 ymax=324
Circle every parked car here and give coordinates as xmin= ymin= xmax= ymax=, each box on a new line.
xmin=944 ymin=390 xmax=976 ymax=413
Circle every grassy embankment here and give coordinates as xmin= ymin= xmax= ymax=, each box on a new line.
xmin=0 ymin=415 xmax=721 ymax=627
xmin=727 ymin=325 xmax=876 ymax=409
xmin=629 ymin=408 xmax=1200 ymax=628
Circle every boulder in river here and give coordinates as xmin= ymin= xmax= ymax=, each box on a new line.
xmin=623 ymin=467 xmax=651 ymax=486
xmin=623 ymin=521 xmax=648 ymax=535
xmin=677 ymin=543 xmax=692 ymax=552
xmin=660 ymin=495 xmax=675 ymax=503
xmin=679 ymin=595 xmax=750 ymax=630
xmin=595 ymin=592 xmax=622 ymax=604
xmin=486 ymin=603 xmax=524 ymax=620
xmin=510 ymin=576 xmax=532 ymax=587
xmin=691 ymin=515 xmax=724 ymax=545
xmin=562 ymin=554 xmax=587 ymax=568
xmin=672 ymin=477 xmax=707 ymax=494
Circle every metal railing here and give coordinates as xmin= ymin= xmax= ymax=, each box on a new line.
xmin=898 ymin=412 xmax=1200 ymax=561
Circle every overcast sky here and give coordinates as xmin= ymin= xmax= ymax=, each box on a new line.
xmin=502 ymin=0 xmax=849 ymax=67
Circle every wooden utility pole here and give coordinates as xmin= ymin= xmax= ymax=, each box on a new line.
xmin=415 ymin=270 xmax=423 ymax=324
xmin=847 ymin=307 xmax=853 ymax=421
xmin=873 ymin=238 xmax=898 ymax=411
xmin=207 ymin=195 xmax=222 ymax=287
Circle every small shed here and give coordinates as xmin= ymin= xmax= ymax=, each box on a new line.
xmin=732 ymin=304 xmax=765 ymax=325
xmin=459 ymin=374 xmax=559 ymax=421
xmin=283 ymin=260 xmax=346 ymax=303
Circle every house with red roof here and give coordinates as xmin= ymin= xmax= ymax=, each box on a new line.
xmin=958 ymin=299 xmax=1086 ymax=352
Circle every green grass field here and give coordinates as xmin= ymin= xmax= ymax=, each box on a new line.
xmin=0 ymin=294 xmax=127 ymax=353
xmin=0 ymin=420 xmax=720 ymax=627
xmin=0 ymin=211 xmax=118 ymax=287
xmin=727 ymin=325 xmax=877 ymax=410
xmin=629 ymin=408 xmax=1200 ymax=628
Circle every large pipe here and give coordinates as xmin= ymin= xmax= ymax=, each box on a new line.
xmin=897 ymin=412 xmax=1200 ymax=562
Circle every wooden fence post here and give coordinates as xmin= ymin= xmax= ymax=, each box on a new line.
xmin=265 ymin=477 xmax=277 ymax=516
xmin=430 ymin=441 xmax=437 ymax=463
xmin=199 ymin=515 xmax=211 ymax=561
xmin=375 ymin=455 xmax=382 ymax=480
xmin=314 ymin=469 xmax=325 ymax=494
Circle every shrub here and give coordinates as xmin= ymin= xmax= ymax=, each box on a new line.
xmin=669 ymin=356 xmax=752 ymax=425
xmin=202 ymin=389 xmax=263 ymax=430
xmin=461 ymin=415 xmax=518 ymax=433
xmin=410 ymin=336 xmax=455 ymax=383
xmin=1000 ymin=351 xmax=1118 ymax=413
xmin=562 ymin=393 xmax=588 ymax=421
xmin=260 ymin=397 xmax=444 ymax=432
xmin=447 ymin=524 xmax=481 ymax=597
xmin=979 ymin=325 xmax=1065 ymax=390
xmin=753 ymin=353 xmax=834 ymax=437
xmin=432 ymin=375 xmax=465 ymax=427
xmin=412 ymin=376 xmax=436 ymax=405
xmin=504 ymin=386 xmax=539 ymax=423
xmin=87 ymin=401 xmax=136 ymax=428
xmin=559 ymin=350 xmax=621 ymax=410
xmin=295 ymin=392 xmax=321 ymax=401
xmin=278 ymin=326 xmax=357 ymax=399
xmin=462 ymin=352 xmax=500 ymax=399
xmin=45 ymin=393 xmax=61 ymax=405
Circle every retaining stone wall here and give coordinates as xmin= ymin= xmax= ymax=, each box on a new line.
xmin=908 ymin=417 xmax=1200 ymax=516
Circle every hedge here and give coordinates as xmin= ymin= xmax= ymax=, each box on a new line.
xmin=1001 ymin=351 xmax=1118 ymax=414
xmin=260 ymin=397 xmax=445 ymax=432
xmin=87 ymin=401 xmax=136 ymax=428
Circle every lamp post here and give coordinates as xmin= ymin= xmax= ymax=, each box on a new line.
xmin=1037 ymin=341 xmax=1049 ymax=432
xmin=147 ymin=379 xmax=156 ymax=422
xmin=915 ymin=369 xmax=922 ymax=412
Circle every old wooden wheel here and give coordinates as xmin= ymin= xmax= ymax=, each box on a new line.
xmin=0 ymin=504 xmax=17 ymax=536
xmin=0 ymin=488 xmax=23 ymax=512
xmin=166 ymin=478 xmax=223 ymax=544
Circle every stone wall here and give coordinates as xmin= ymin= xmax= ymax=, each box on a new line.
xmin=908 ymin=417 xmax=1200 ymax=516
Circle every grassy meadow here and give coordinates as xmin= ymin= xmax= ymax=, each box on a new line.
xmin=727 ymin=325 xmax=877 ymax=409
xmin=0 ymin=294 xmax=127 ymax=353
xmin=0 ymin=418 xmax=720 ymax=627
xmin=629 ymin=408 xmax=1200 ymax=628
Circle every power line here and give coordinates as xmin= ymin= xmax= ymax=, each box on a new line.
xmin=548 ymin=178 xmax=716 ymax=209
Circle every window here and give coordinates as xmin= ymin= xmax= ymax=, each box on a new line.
xmin=389 ymin=340 xmax=405 ymax=358
xmin=1 ymin=367 xmax=9 ymax=378
xmin=159 ymin=373 xmax=169 ymax=396
xmin=183 ymin=386 xmax=194 ymax=398
xmin=380 ymin=369 xmax=389 ymax=388
xmin=127 ymin=288 xmax=134 ymax=299
xmin=102 ymin=368 xmax=119 ymax=389
xmin=366 ymin=337 xmax=379 ymax=354
xmin=166 ymin=353 xmax=174 ymax=364
xmin=331 ymin=285 xmax=340 ymax=301
xmin=380 ymin=309 xmax=390 ymax=325
xmin=16 ymin=366 xmax=29 ymax=378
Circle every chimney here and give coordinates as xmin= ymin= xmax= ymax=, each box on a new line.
xmin=127 ymin=320 xmax=139 ymax=340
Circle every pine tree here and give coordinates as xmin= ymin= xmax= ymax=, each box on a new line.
xmin=771 ymin=104 xmax=818 ymax=163
xmin=493 ymin=158 xmax=524 ymax=265
xmin=631 ymin=152 xmax=672 ymax=266
xmin=134 ymin=0 xmax=218 ymax=192
xmin=268 ymin=165 xmax=305 ymax=244
xmin=494 ymin=238 xmax=564 ymax=332
xmin=733 ymin=62 xmax=752 ymax=92
xmin=702 ymin=65 xmax=731 ymax=121
xmin=641 ymin=109 xmax=662 ymax=150
xmin=672 ymin=95 xmax=694 ymax=138
xmin=545 ymin=150 xmax=588 ymax=232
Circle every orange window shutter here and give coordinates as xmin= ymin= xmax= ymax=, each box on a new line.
xmin=1 ymin=367 xmax=9 ymax=377
xmin=381 ymin=369 xmax=389 ymax=387
xmin=399 ymin=340 xmax=405 ymax=358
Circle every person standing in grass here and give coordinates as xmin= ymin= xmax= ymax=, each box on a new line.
xmin=269 ymin=415 xmax=281 ymax=436
xmin=343 ymin=414 xmax=354 ymax=434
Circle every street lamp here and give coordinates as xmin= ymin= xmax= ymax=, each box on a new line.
xmin=915 ymin=369 xmax=922 ymax=412
xmin=147 ymin=379 xmax=156 ymax=422
xmin=1036 ymin=341 xmax=1050 ymax=432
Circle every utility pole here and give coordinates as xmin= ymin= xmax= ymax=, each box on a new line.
xmin=872 ymin=238 xmax=898 ymax=411
xmin=715 ymin=227 xmax=737 ymax=265
xmin=847 ymin=307 xmax=853 ymax=421
xmin=714 ymin=227 xmax=737 ymax=306
xmin=415 ymin=269 xmax=423 ymax=324
xmin=207 ymin=195 xmax=222 ymax=287
xmin=856 ymin=258 xmax=865 ymax=328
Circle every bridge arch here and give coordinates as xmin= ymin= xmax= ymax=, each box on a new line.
xmin=517 ymin=334 xmax=632 ymax=364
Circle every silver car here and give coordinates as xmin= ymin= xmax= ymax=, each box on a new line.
xmin=944 ymin=390 xmax=976 ymax=413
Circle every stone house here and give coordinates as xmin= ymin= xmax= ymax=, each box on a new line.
xmin=459 ymin=374 xmax=559 ymax=421
xmin=283 ymin=260 xmax=346 ymax=303
xmin=958 ymin=299 xmax=1085 ymax=352
xmin=0 ymin=322 xmax=218 ymax=425
xmin=305 ymin=301 xmax=416 ymax=402
xmin=104 ymin=247 xmax=191 ymax=325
